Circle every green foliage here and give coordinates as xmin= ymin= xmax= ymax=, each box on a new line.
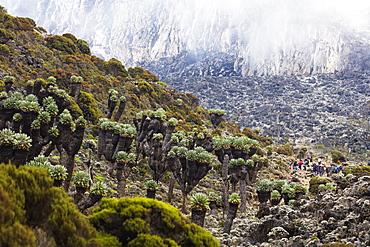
xmin=48 ymin=126 xmax=60 ymax=137
xmin=49 ymin=165 xmax=67 ymax=180
xmin=89 ymin=197 xmax=219 ymax=246
xmin=91 ymin=182 xmax=109 ymax=196
xmin=78 ymin=91 xmax=104 ymax=124
xmin=189 ymin=193 xmax=209 ymax=209
xmin=145 ymin=180 xmax=158 ymax=190
xmin=228 ymin=193 xmax=241 ymax=204
xmin=128 ymin=234 xmax=179 ymax=247
xmin=128 ymin=67 xmax=159 ymax=82
xmin=271 ymin=190 xmax=281 ymax=200
xmin=297 ymin=147 xmax=308 ymax=159
xmin=104 ymin=58 xmax=128 ymax=77
xmin=258 ymin=179 xmax=273 ymax=192
xmin=331 ymin=150 xmax=347 ymax=163
xmin=343 ymin=166 xmax=370 ymax=177
xmin=13 ymin=133 xmax=32 ymax=150
xmin=0 ymin=164 xmax=114 ymax=247
xmin=76 ymin=39 xmax=91 ymax=55
xmin=72 ymin=171 xmax=90 ymax=188
xmin=208 ymin=109 xmax=226 ymax=115
xmin=115 ymin=151 xmax=136 ymax=163
xmin=309 ymin=177 xmax=330 ymax=195
xmin=45 ymin=35 xmax=78 ymax=55
xmin=272 ymin=180 xmax=287 ymax=191
xmin=276 ymin=143 xmax=293 ymax=156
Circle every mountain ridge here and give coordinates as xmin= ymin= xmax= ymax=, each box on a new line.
xmin=3 ymin=0 xmax=370 ymax=78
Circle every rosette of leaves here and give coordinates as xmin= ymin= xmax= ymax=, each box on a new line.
xmin=91 ymin=181 xmax=109 ymax=196
xmin=3 ymin=97 xmax=16 ymax=109
xmin=197 ymin=150 xmax=212 ymax=164
xmin=55 ymin=89 xmax=69 ymax=99
xmin=25 ymin=80 xmax=34 ymax=87
xmin=190 ymin=193 xmax=209 ymax=209
xmin=109 ymin=94 xmax=119 ymax=102
xmin=13 ymin=113 xmax=22 ymax=122
xmin=236 ymin=158 xmax=246 ymax=166
xmin=3 ymin=75 xmax=15 ymax=83
xmin=38 ymin=111 xmax=51 ymax=123
xmin=145 ymin=180 xmax=158 ymax=190
xmin=271 ymin=190 xmax=281 ymax=200
xmin=0 ymin=91 xmax=8 ymax=99
xmin=119 ymin=126 xmax=136 ymax=137
xmin=119 ymin=95 xmax=126 ymax=102
xmin=47 ymin=76 xmax=57 ymax=85
xmin=228 ymin=193 xmax=241 ymax=204
xmin=45 ymin=103 xmax=59 ymax=116
xmin=31 ymin=119 xmax=41 ymax=129
xmin=70 ymin=75 xmax=82 ymax=84
xmin=25 ymin=94 xmax=38 ymax=102
xmin=167 ymin=117 xmax=178 ymax=127
xmin=48 ymin=126 xmax=59 ymax=137
xmin=59 ymin=109 xmax=73 ymax=125
xmin=100 ymin=121 xmax=116 ymax=131
xmin=176 ymin=146 xmax=188 ymax=158
xmin=167 ymin=150 xmax=176 ymax=158
xmin=153 ymin=133 xmax=163 ymax=140
xmin=72 ymin=171 xmax=91 ymax=188
xmin=12 ymin=133 xmax=32 ymax=150
xmin=212 ymin=136 xmax=224 ymax=150
xmin=26 ymin=155 xmax=51 ymax=168
xmin=49 ymin=165 xmax=68 ymax=180
xmin=197 ymin=132 xmax=205 ymax=140
xmin=209 ymin=192 xmax=218 ymax=201
xmin=318 ymin=184 xmax=327 ymax=192
xmin=251 ymin=154 xmax=265 ymax=163
xmin=75 ymin=116 xmax=87 ymax=128
xmin=179 ymin=138 xmax=190 ymax=147
xmin=174 ymin=98 xmax=183 ymax=105
xmin=272 ymin=180 xmax=287 ymax=191
xmin=170 ymin=135 xmax=179 ymax=144
xmin=229 ymin=159 xmax=238 ymax=168
xmin=209 ymin=109 xmax=226 ymax=116
xmin=108 ymin=89 xmax=119 ymax=96
xmin=153 ymin=108 xmax=167 ymax=120
xmin=246 ymin=159 xmax=254 ymax=167
xmin=0 ymin=128 xmax=15 ymax=146
xmin=186 ymin=150 xmax=198 ymax=161
xmin=258 ymin=179 xmax=273 ymax=192
xmin=115 ymin=151 xmax=129 ymax=163
xmin=288 ymin=200 xmax=296 ymax=206
xmin=42 ymin=96 xmax=56 ymax=106
xmin=293 ymin=184 xmax=307 ymax=193
xmin=281 ymin=184 xmax=296 ymax=198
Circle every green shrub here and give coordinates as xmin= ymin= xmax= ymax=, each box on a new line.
xmin=331 ymin=150 xmax=347 ymax=163
xmin=276 ymin=143 xmax=293 ymax=156
xmin=342 ymin=166 xmax=370 ymax=177
xmin=309 ymin=177 xmax=330 ymax=195
xmin=0 ymin=164 xmax=118 ymax=247
xmin=45 ymin=35 xmax=78 ymax=55
xmin=89 ymin=197 xmax=219 ymax=246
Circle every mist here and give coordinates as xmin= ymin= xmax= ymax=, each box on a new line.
xmin=1 ymin=0 xmax=370 ymax=75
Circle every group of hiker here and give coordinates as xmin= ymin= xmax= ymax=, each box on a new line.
xmin=290 ymin=157 xmax=343 ymax=177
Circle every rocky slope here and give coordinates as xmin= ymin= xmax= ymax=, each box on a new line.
xmin=2 ymin=0 xmax=370 ymax=77
xmin=166 ymin=73 xmax=370 ymax=154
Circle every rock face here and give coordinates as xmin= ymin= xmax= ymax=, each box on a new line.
xmin=2 ymin=0 xmax=370 ymax=78
xmin=167 ymin=73 xmax=370 ymax=154
xmin=207 ymin=176 xmax=370 ymax=246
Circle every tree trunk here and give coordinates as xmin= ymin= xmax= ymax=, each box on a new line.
xmin=167 ymin=173 xmax=175 ymax=203
xmin=182 ymin=192 xmax=188 ymax=214
xmin=78 ymin=193 xmax=103 ymax=210
xmin=113 ymin=101 xmax=126 ymax=122
xmin=146 ymin=189 xmax=156 ymax=199
xmin=12 ymin=149 xmax=29 ymax=167
xmin=223 ymin=202 xmax=239 ymax=233
xmin=222 ymin=155 xmax=230 ymax=218
xmin=209 ymin=200 xmax=218 ymax=215
xmin=239 ymin=179 xmax=247 ymax=213
xmin=191 ymin=208 xmax=207 ymax=227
